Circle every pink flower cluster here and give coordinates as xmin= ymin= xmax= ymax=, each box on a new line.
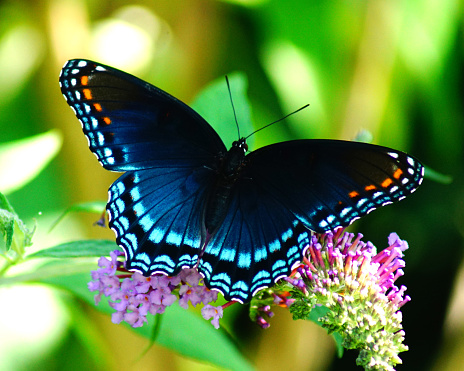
xmin=88 ymin=250 xmax=223 ymax=328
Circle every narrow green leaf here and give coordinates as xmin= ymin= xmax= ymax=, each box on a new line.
xmin=424 ymin=166 xmax=453 ymax=184
xmin=0 ymin=129 xmax=62 ymax=194
xmin=28 ymin=239 xmax=118 ymax=259
xmin=0 ymin=191 xmax=15 ymax=213
xmin=0 ymin=209 xmax=15 ymax=252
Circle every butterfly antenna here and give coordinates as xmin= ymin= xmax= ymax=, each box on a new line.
xmin=225 ymin=76 xmax=241 ymax=139
xmin=245 ymin=104 xmax=310 ymax=140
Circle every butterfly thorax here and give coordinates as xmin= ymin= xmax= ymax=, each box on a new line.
xmin=204 ymin=138 xmax=248 ymax=234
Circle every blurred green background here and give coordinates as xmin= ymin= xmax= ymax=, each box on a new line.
xmin=1 ymin=0 xmax=463 ymax=370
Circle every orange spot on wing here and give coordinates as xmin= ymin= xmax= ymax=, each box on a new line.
xmin=83 ymin=88 xmax=92 ymax=100
xmin=393 ymin=168 xmax=403 ymax=179
xmin=103 ymin=117 xmax=111 ymax=125
xmin=349 ymin=191 xmax=359 ymax=198
xmin=381 ymin=178 xmax=393 ymax=188
xmin=81 ymin=75 xmax=89 ymax=85
xmin=93 ymin=103 xmax=102 ymax=112
xmin=365 ymin=184 xmax=376 ymax=191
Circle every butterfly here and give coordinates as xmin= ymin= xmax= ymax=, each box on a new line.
xmin=59 ymin=59 xmax=424 ymax=303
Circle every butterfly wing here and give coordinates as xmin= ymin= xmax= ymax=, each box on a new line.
xmin=60 ymin=59 xmax=226 ymax=275
xmin=199 ymin=139 xmax=423 ymax=302
xmin=107 ymin=166 xmax=214 ymax=276
xmin=59 ymin=59 xmax=226 ymax=170
xmin=243 ymin=139 xmax=423 ymax=232
xmin=199 ymin=181 xmax=311 ymax=302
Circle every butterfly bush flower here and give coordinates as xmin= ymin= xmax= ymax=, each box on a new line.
xmin=255 ymin=228 xmax=410 ymax=371
xmin=88 ymin=252 xmax=221 ymax=328
xmin=90 ymin=229 xmax=411 ymax=370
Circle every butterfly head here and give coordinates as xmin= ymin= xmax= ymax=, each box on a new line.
xmin=231 ymin=138 xmax=248 ymax=153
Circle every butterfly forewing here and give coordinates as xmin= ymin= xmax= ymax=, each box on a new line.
xmin=59 ymin=59 xmax=226 ymax=171
xmin=243 ymin=139 xmax=424 ymax=232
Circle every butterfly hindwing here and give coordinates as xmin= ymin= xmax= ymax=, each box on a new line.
xmin=200 ymin=180 xmax=311 ymax=302
xmin=107 ymin=165 xmax=215 ymax=276
xmin=59 ymin=59 xmax=226 ymax=171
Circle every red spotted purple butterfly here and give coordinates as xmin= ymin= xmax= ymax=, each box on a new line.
xmin=60 ymin=59 xmax=423 ymax=303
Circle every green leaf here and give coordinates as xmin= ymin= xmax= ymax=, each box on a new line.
xmin=191 ymin=72 xmax=255 ymax=149
xmin=28 ymin=239 xmax=118 ymax=259
xmin=0 ymin=129 xmax=62 ymax=194
xmin=424 ymin=165 xmax=453 ymax=184
xmin=307 ymin=305 xmax=344 ymax=358
xmin=40 ymin=272 xmax=255 ymax=371
xmin=0 ymin=191 xmax=15 ymax=213
xmin=0 ymin=192 xmax=34 ymax=257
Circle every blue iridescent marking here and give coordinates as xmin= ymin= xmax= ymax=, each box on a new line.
xmin=179 ymin=254 xmax=196 ymax=266
xmin=269 ymin=239 xmax=280 ymax=253
xmin=282 ymin=228 xmax=293 ymax=242
xmin=238 ymin=251 xmax=250 ymax=268
xmin=206 ymin=243 xmax=221 ymax=257
xmin=231 ymin=281 xmax=248 ymax=295
xmin=286 ymin=245 xmax=299 ymax=259
xmin=184 ymin=235 xmax=201 ymax=249
xmin=91 ymin=117 xmax=98 ymax=129
xmin=371 ymin=191 xmax=382 ymax=199
xmin=271 ymin=259 xmax=286 ymax=273
xmin=132 ymin=260 xmax=149 ymax=270
xmin=220 ymin=246 xmax=236 ymax=262
xmin=115 ymin=199 xmax=125 ymax=214
xmin=254 ymin=245 xmax=267 ymax=262
xmin=319 ymin=220 xmax=329 ymax=228
xmin=298 ymin=231 xmax=309 ymax=243
xmin=133 ymin=202 xmax=146 ymax=217
xmin=152 ymin=254 xmax=175 ymax=269
xmin=166 ymin=231 xmax=182 ymax=246
xmin=200 ymin=261 xmax=213 ymax=279
xmin=251 ymin=270 xmax=270 ymax=284
xmin=130 ymin=187 xmax=141 ymax=201
xmin=118 ymin=216 xmax=129 ymax=230
xmin=140 ymin=214 xmax=154 ymax=232
xmin=357 ymin=198 xmax=367 ymax=208
xmin=149 ymin=227 xmax=165 ymax=244
xmin=212 ymin=272 xmax=231 ymax=284
xmin=74 ymin=104 xmax=83 ymax=116
xmin=326 ymin=214 xmax=336 ymax=224
xmin=135 ymin=252 xmax=151 ymax=266
xmin=125 ymin=233 xmax=138 ymax=251
xmin=97 ymin=132 xmax=104 ymax=146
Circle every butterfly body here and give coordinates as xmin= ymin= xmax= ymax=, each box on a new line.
xmin=60 ymin=59 xmax=424 ymax=303
xmin=205 ymin=139 xmax=248 ymax=235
